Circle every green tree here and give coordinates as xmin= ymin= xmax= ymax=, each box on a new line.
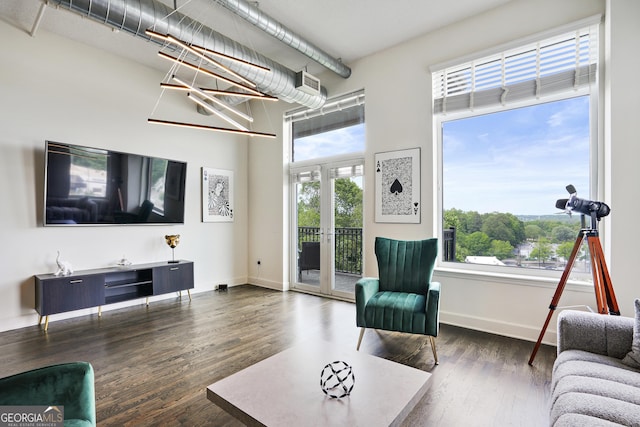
xmin=462 ymin=210 xmax=483 ymax=234
xmin=490 ymin=240 xmax=514 ymax=260
xmin=481 ymin=212 xmax=525 ymax=247
xmin=297 ymin=181 xmax=320 ymax=227
xmin=556 ymin=241 xmax=577 ymax=263
xmin=551 ymin=225 xmax=575 ymax=243
xmin=531 ymin=239 xmax=552 ymax=262
xmin=443 ymin=209 xmax=461 ymax=231
xmin=297 ymin=179 xmax=363 ymax=229
xmin=525 ymin=224 xmax=544 ymax=240
xmin=465 ymin=231 xmax=491 ymax=256
xmin=334 ymin=178 xmax=363 ymax=228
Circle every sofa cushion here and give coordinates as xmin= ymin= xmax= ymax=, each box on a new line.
xmin=554 ymin=413 xmax=627 ymax=427
xmin=553 ymin=350 xmax=640 ymax=393
xmin=551 ymin=350 xmax=640 ymax=426
xmin=551 ymin=392 xmax=640 ymax=426
xmin=622 ymin=298 xmax=640 ymax=369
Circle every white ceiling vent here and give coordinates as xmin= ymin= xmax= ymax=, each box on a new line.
xmin=295 ymin=71 xmax=321 ymax=95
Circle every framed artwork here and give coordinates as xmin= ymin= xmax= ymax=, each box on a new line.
xmin=202 ymin=167 xmax=234 ymax=222
xmin=375 ymin=148 xmax=420 ymax=223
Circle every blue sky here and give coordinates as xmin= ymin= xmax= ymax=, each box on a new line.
xmin=294 ymin=124 xmax=365 ymax=161
xmin=443 ymin=96 xmax=590 ymax=216
xmin=294 ymin=96 xmax=590 ymax=216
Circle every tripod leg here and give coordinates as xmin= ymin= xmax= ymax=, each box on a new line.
xmin=588 ymin=236 xmax=607 ymax=314
xmin=529 ymin=231 xmax=584 ymax=365
xmin=587 ymin=235 xmax=620 ymax=315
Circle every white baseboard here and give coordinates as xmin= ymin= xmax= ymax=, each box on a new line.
xmin=247 ymin=276 xmax=288 ymax=291
xmin=440 ymin=311 xmax=557 ymax=346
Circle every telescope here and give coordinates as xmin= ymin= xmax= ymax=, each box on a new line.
xmin=555 ymin=184 xmax=610 ymax=224
xmin=531 ymin=184 xmax=619 ymax=365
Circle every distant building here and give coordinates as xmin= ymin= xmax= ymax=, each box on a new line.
xmin=465 ymin=256 xmax=506 ymax=266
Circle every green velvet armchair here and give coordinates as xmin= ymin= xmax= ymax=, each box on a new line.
xmin=0 ymin=362 xmax=96 ymax=427
xmin=355 ymin=237 xmax=441 ymax=363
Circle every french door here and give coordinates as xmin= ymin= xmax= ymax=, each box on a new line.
xmin=291 ymin=159 xmax=363 ymax=299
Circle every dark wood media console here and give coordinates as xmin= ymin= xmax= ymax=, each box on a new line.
xmin=35 ymin=260 xmax=194 ymax=331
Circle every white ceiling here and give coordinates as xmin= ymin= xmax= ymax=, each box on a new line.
xmin=1 ymin=0 xmax=512 ymax=78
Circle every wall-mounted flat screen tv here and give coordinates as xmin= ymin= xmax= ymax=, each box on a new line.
xmin=44 ymin=141 xmax=187 ymax=226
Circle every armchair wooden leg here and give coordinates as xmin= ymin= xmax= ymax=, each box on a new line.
xmin=356 ymin=328 xmax=366 ymax=351
xmin=429 ymin=336 xmax=439 ymax=365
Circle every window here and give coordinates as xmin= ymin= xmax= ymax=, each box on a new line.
xmin=433 ymin=18 xmax=600 ymax=278
xmin=288 ymin=90 xmax=365 ymax=162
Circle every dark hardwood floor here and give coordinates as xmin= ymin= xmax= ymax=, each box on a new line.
xmin=0 ymin=285 xmax=556 ymax=426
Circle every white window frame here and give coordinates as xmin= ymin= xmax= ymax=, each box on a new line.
xmin=433 ymin=16 xmax=603 ymax=284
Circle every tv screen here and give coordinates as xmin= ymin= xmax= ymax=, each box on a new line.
xmin=44 ymin=141 xmax=187 ymax=226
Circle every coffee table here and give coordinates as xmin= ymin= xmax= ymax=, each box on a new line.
xmin=206 ymin=340 xmax=432 ymax=426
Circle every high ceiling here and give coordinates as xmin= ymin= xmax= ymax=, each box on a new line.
xmin=1 ymin=0 xmax=512 ymax=78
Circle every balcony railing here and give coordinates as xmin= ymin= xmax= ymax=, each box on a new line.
xmin=298 ymin=227 xmax=362 ymax=275
xmin=443 ymin=227 xmax=457 ymax=261
xmin=299 ymin=227 xmax=456 ymax=274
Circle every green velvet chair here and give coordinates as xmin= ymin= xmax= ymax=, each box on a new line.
xmin=355 ymin=237 xmax=441 ymax=363
xmin=0 ymin=362 xmax=96 ymax=427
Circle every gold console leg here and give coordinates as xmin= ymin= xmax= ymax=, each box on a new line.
xmin=98 ymin=306 xmax=102 ymax=317
xmin=146 ymin=297 xmax=150 ymax=306
xmin=187 ymin=289 xmax=192 ymax=301
xmin=38 ymin=315 xmax=43 ymax=325
xmin=44 ymin=316 xmax=49 ymax=332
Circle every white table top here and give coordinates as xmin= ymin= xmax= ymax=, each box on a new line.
xmin=207 ymin=340 xmax=432 ymax=427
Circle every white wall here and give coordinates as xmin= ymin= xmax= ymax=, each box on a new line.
xmin=2 ymin=0 xmax=637 ymax=345
xmin=0 ymin=20 xmax=252 ymax=332
xmin=249 ymin=0 xmax=640 ymax=344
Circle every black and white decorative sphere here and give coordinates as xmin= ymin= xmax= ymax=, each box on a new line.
xmin=320 ymin=361 xmax=355 ymax=399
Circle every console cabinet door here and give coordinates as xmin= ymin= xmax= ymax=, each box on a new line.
xmin=152 ymin=262 xmax=194 ymax=295
xmin=36 ymin=274 xmax=105 ymax=315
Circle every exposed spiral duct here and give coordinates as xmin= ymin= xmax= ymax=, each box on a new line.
xmin=46 ymin=0 xmax=328 ymax=108
xmin=211 ymin=0 xmax=351 ymax=78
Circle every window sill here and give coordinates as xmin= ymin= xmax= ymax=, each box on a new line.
xmin=434 ymin=265 xmax=593 ymax=293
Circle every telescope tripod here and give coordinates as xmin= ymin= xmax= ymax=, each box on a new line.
xmin=528 ymin=226 xmax=620 ymax=365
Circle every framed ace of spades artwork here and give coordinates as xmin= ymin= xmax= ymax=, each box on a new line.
xmin=375 ymin=148 xmax=420 ymax=223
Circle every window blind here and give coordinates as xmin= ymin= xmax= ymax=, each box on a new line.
xmin=329 ymin=163 xmax=364 ymax=180
xmin=292 ymin=168 xmax=321 ymax=184
xmin=285 ymin=90 xmax=365 ymax=139
xmin=432 ymin=20 xmax=599 ymax=114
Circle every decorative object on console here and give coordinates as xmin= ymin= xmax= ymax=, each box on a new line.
xmin=116 ymin=256 xmax=132 ymax=266
xmin=164 ymin=234 xmax=180 ymax=263
xmin=54 ymin=251 xmax=73 ymax=276
xmin=320 ymin=360 xmax=355 ymax=399
xmin=374 ymin=148 xmax=421 ymax=223
xmin=202 ymin=168 xmax=234 ymax=223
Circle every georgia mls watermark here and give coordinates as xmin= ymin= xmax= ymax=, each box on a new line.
xmin=0 ymin=406 xmax=64 ymax=427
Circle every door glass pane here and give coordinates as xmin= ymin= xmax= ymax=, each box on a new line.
xmin=296 ymin=179 xmax=321 ymax=287
xmin=331 ymin=175 xmax=363 ymax=295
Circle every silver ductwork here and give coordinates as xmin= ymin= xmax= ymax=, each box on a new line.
xmin=46 ymin=0 xmax=327 ymax=108
xmin=211 ymin=0 xmax=351 ymax=79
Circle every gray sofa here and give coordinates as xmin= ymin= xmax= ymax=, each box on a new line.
xmin=551 ymin=309 xmax=640 ymax=426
